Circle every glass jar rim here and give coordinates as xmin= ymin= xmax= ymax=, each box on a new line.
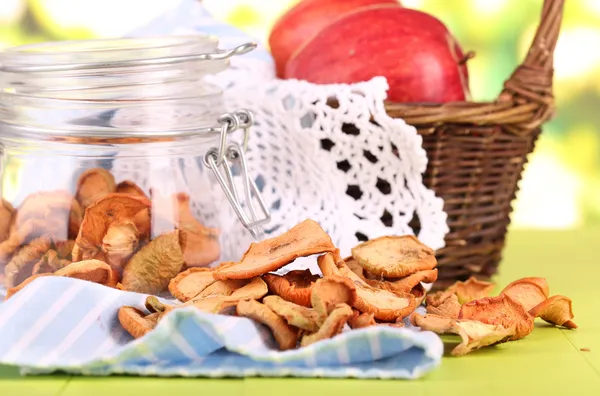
xmin=0 ymin=35 xmax=254 ymax=73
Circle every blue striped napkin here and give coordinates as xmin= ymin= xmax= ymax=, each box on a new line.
xmin=0 ymin=277 xmax=443 ymax=378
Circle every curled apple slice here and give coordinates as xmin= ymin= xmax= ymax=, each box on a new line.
xmin=412 ymin=313 xmax=515 ymax=356
xmin=236 ymin=299 xmax=299 ymax=351
xmin=263 ymin=295 xmax=320 ymax=332
xmin=168 ymin=267 xmax=218 ymax=302
xmin=458 ymin=294 xmax=534 ymax=341
xmin=300 ymin=303 xmax=353 ymax=347
xmin=529 ymin=295 xmax=577 ymax=329
xmin=426 ymin=291 xmax=461 ymax=319
xmin=447 ymin=276 xmax=495 ymax=304
xmin=262 ymin=269 xmax=319 ymax=308
xmin=500 ymin=277 xmax=549 ymax=311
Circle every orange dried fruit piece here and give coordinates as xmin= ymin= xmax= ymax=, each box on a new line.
xmin=447 ymin=276 xmax=496 ymax=304
xmin=55 ymin=259 xmax=119 ymax=287
xmin=426 ymin=291 xmax=461 ymax=319
xmin=4 ymin=236 xmax=52 ymax=288
xmin=120 ymin=230 xmax=185 ymax=294
xmin=118 ymin=306 xmax=161 ymax=339
xmin=236 ymin=299 xmax=299 ymax=351
xmin=310 ymin=275 xmax=357 ymax=324
xmin=73 ymin=193 xmax=150 ymax=261
xmin=529 ymin=295 xmax=577 ymax=329
xmin=411 ymin=283 xmax=427 ymax=307
xmin=300 ymin=303 xmax=353 ymax=347
xmin=351 ymin=235 xmax=437 ymax=278
xmin=458 ymin=294 xmax=534 ymax=341
xmin=213 ymin=219 xmax=336 ymax=280
xmin=263 ymin=295 xmax=320 ymax=332
xmin=262 ymin=269 xmax=319 ymax=308
xmin=348 ymin=311 xmax=377 ymax=329
xmin=0 ymin=199 xmax=15 ymax=243
xmin=168 ymin=268 xmax=217 ymax=302
xmin=75 ymin=168 xmax=116 ymax=210
xmin=4 ymin=273 xmax=52 ymax=300
xmin=391 ymin=269 xmax=439 ymax=293
xmin=54 ymin=240 xmax=75 ymax=261
xmin=102 ymin=221 xmax=139 ymax=272
xmin=115 ymin=181 xmax=151 ymax=241
xmin=500 ymin=277 xmax=549 ymax=312
xmin=412 ymin=313 xmax=515 ymax=356
xmin=318 ymin=252 xmax=416 ymax=322
xmin=31 ymin=249 xmax=70 ymax=275
xmin=174 ymin=194 xmax=221 ymax=267
xmin=344 ymin=256 xmax=367 ymax=281
xmin=196 ymin=279 xmax=249 ymax=299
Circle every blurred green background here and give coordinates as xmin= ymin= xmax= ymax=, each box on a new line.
xmin=1 ymin=0 xmax=598 ymax=230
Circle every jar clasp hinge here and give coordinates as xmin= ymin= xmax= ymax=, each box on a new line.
xmin=204 ymin=110 xmax=270 ymax=239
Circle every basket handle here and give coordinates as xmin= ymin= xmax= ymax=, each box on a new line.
xmin=498 ymin=0 xmax=565 ymax=135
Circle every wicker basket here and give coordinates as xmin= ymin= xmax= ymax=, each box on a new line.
xmin=385 ymin=0 xmax=564 ymax=288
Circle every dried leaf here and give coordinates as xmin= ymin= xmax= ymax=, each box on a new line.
xmin=412 ymin=313 xmax=515 ymax=356
xmin=4 ymin=237 xmax=52 ymax=288
xmin=348 ymin=310 xmax=377 ymax=329
xmin=168 ymin=268 xmax=217 ymax=302
xmin=263 ymin=295 xmax=320 ymax=332
xmin=390 ymin=269 xmax=439 ymax=293
xmin=76 ymin=168 xmax=116 ymax=209
xmin=213 ymin=219 xmax=336 ymax=280
xmin=529 ymin=295 xmax=577 ymax=329
xmin=236 ymin=299 xmax=299 ymax=351
xmin=74 ymin=193 xmax=150 ymax=261
xmin=317 ymin=252 xmax=416 ymax=321
xmin=458 ymin=294 xmax=534 ymax=340
xmin=116 ymin=181 xmax=151 ymax=241
xmin=447 ymin=276 xmax=495 ymax=304
xmin=0 ymin=199 xmax=15 ymax=244
xmin=501 ymin=277 xmax=549 ymax=311
xmin=55 ymin=259 xmax=119 ymax=287
xmin=426 ymin=291 xmax=461 ymax=319
xmin=121 ymin=230 xmax=185 ymax=294
xmin=262 ymin=269 xmax=319 ymax=308
xmin=300 ymin=303 xmax=353 ymax=347
xmin=351 ymin=235 xmax=437 ymax=278
xmin=102 ymin=222 xmax=139 ymax=272
xmin=4 ymin=273 xmax=52 ymax=300
xmin=310 ymin=275 xmax=357 ymax=324
xmin=118 ymin=306 xmax=161 ymax=339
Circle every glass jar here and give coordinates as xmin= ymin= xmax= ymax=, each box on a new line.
xmin=0 ymin=36 xmax=270 ymax=294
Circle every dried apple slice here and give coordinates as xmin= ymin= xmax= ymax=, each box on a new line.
xmin=311 ymin=275 xmax=357 ymax=323
xmin=344 ymin=256 xmax=367 ymax=281
xmin=120 ymin=230 xmax=185 ymax=294
xmin=262 ymin=269 xmax=320 ymax=307
xmin=411 ymin=283 xmax=427 ymax=307
xmin=118 ymin=306 xmax=161 ymax=339
xmin=412 ymin=313 xmax=515 ymax=356
xmin=426 ymin=291 xmax=461 ymax=319
xmin=348 ymin=311 xmax=377 ymax=329
xmin=196 ymin=279 xmax=249 ymax=299
xmin=55 ymin=259 xmax=119 ymax=287
xmin=529 ymin=295 xmax=577 ymax=329
xmin=31 ymin=249 xmax=70 ymax=275
xmin=54 ymin=240 xmax=75 ymax=261
xmin=102 ymin=221 xmax=139 ymax=272
xmin=447 ymin=276 xmax=495 ymax=304
xmin=391 ymin=269 xmax=438 ymax=293
xmin=0 ymin=199 xmax=15 ymax=244
xmin=351 ymin=235 xmax=437 ymax=278
xmin=220 ymin=277 xmax=269 ymax=307
xmin=501 ymin=277 xmax=549 ymax=311
xmin=213 ymin=219 xmax=336 ymax=280
xmin=236 ymin=299 xmax=298 ymax=351
xmin=73 ymin=193 xmax=150 ymax=261
xmin=168 ymin=268 xmax=217 ymax=302
xmin=4 ymin=236 xmax=52 ymax=288
xmin=115 ymin=181 xmax=151 ymax=241
xmin=458 ymin=294 xmax=534 ymax=340
xmin=75 ymin=168 xmax=116 ymax=210
xmin=317 ymin=252 xmax=416 ymax=321
xmin=300 ymin=303 xmax=353 ymax=347
xmin=263 ymin=295 xmax=320 ymax=332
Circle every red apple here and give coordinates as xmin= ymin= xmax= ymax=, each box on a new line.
xmin=285 ymin=5 xmax=471 ymax=104
xmin=269 ymin=0 xmax=401 ymax=78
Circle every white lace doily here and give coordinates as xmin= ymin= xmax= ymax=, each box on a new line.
xmin=110 ymin=56 xmax=449 ymax=271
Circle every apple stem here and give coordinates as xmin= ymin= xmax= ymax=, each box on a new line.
xmin=459 ymin=51 xmax=476 ymax=65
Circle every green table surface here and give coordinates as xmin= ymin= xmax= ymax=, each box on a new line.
xmin=1 ymin=228 xmax=599 ymax=395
